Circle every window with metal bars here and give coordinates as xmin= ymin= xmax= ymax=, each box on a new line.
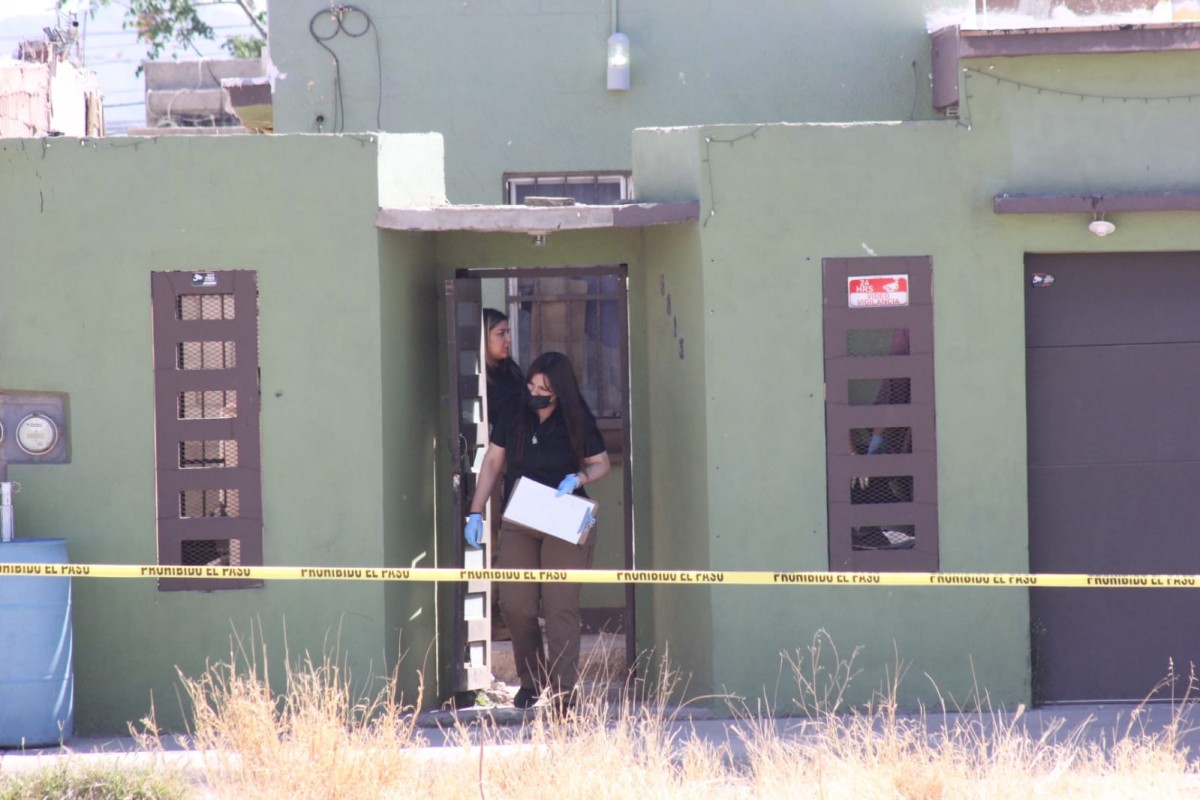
xmin=151 ymin=271 xmax=263 ymax=590
xmin=503 ymin=171 xmax=632 ymax=205
xmin=822 ymin=257 xmax=938 ymax=571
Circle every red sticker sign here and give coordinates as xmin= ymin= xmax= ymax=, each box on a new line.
xmin=847 ymin=274 xmax=909 ymax=308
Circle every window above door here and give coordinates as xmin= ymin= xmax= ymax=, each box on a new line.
xmin=503 ymin=171 xmax=632 ymax=205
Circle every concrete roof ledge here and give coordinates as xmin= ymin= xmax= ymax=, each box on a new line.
xmin=375 ymin=201 xmax=701 ymax=233
xmin=931 ymin=21 xmax=1200 ymax=111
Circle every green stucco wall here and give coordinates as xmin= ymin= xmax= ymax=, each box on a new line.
xmin=639 ymin=221 xmax=713 ymax=692
xmin=0 ymin=134 xmax=439 ymax=732
xmin=628 ymin=47 xmax=1200 ymax=710
xmin=378 ymin=230 xmax=441 ymax=692
xmin=269 ymin=0 xmax=952 ymax=202
xmin=697 ymin=119 xmax=1027 ymax=706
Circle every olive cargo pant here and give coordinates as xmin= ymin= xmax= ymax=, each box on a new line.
xmin=495 ymin=520 xmax=595 ymax=694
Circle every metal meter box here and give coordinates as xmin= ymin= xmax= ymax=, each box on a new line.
xmin=0 ymin=391 xmax=69 ymax=465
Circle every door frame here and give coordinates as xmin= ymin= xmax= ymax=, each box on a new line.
xmin=444 ymin=278 xmax=489 ymax=697
xmin=458 ymin=264 xmax=637 ymax=673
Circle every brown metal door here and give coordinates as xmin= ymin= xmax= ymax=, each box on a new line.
xmin=1027 ymin=252 xmax=1200 ymax=702
xmin=444 ymin=279 xmax=491 ymax=695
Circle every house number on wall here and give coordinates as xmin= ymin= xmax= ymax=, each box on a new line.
xmin=15 ymin=414 xmax=59 ymax=456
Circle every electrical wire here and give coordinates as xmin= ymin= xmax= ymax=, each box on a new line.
xmin=964 ymin=67 xmax=1200 ymax=104
xmin=701 ymin=125 xmax=765 ymax=227
xmin=308 ymin=3 xmax=383 ymax=133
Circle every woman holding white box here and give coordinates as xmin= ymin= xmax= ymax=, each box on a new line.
xmin=464 ymin=351 xmax=611 ymax=713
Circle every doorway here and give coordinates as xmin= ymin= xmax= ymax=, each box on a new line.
xmin=1026 ymin=252 xmax=1200 ymax=703
xmin=445 ymin=265 xmax=635 ymax=705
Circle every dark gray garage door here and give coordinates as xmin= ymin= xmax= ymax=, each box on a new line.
xmin=1027 ymin=252 xmax=1200 ymax=703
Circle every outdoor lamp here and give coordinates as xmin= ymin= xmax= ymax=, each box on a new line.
xmin=1088 ymin=212 xmax=1115 ymax=237
xmin=607 ymin=32 xmax=630 ymax=91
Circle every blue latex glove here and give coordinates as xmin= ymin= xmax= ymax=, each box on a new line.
xmin=464 ymin=513 xmax=483 ymax=548
xmin=556 ymin=473 xmax=581 ymax=497
xmin=867 ymin=433 xmax=886 ymax=455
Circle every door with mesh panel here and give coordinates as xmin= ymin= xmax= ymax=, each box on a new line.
xmin=151 ymin=270 xmax=262 ymax=591
xmin=823 ymin=257 xmax=938 ymax=571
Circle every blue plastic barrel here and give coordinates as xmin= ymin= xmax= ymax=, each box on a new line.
xmin=0 ymin=538 xmax=74 ymax=747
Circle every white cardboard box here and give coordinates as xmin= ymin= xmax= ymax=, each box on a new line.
xmin=502 ymin=477 xmax=598 ymax=545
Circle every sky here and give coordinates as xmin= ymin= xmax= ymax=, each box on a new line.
xmin=0 ymin=0 xmax=258 ymax=134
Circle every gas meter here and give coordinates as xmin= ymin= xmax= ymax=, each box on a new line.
xmin=15 ymin=414 xmax=59 ymax=456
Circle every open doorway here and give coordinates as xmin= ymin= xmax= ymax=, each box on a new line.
xmin=445 ymin=265 xmax=634 ymax=708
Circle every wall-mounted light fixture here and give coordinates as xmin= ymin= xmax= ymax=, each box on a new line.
xmin=1088 ymin=213 xmax=1115 ymax=237
xmin=607 ymin=0 xmax=629 ymax=91
xmin=607 ymin=33 xmax=630 ymax=90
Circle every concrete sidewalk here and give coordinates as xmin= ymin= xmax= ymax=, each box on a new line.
xmin=3 ymin=700 xmax=1198 ymax=772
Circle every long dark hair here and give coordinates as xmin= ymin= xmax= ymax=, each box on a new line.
xmin=483 ymin=307 xmax=522 ymax=385
xmin=512 ymin=351 xmax=594 ymax=465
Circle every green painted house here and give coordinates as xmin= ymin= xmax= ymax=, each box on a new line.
xmin=4 ymin=0 xmax=1200 ymax=733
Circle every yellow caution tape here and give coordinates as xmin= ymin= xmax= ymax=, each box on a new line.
xmin=0 ymin=563 xmax=1198 ymax=587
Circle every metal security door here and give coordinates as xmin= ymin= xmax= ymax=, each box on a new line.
xmin=1027 ymin=252 xmax=1200 ymax=702
xmin=444 ymin=279 xmax=492 ymax=696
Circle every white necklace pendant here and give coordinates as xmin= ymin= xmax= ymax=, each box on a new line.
xmin=532 ymin=433 xmax=538 ymax=445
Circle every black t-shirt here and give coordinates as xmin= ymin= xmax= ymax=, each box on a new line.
xmin=491 ymin=403 xmax=605 ymax=502
xmin=486 ymin=361 xmax=525 ymax=427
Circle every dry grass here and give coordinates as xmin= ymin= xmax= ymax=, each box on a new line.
xmin=136 ymin=630 xmax=1200 ymax=799
xmin=738 ymin=635 xmax=1200 ymax=799
xmin=0 ymin=762 xmax=188 ymax=800
xmin=135 ymin=630 xmax=427 ymax=799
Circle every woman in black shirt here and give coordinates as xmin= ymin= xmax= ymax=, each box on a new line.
xmin=464 ymin=351 xmax=610 ymax=712
xmin=483 ymin=308 xmax=524 ymax=427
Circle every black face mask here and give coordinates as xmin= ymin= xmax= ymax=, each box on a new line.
xmin=528 ymin=394 xmax=553 ymax=411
